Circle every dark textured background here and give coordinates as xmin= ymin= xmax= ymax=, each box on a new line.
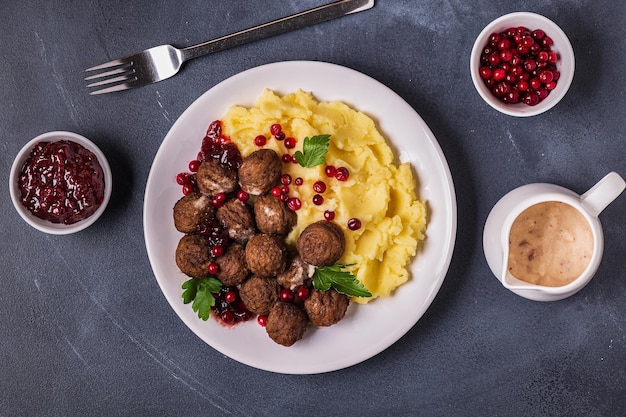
xmin=1 ymin=1 xmax=625 ymax=416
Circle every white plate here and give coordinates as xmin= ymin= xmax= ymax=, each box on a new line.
xmin=143 ymin=61 xmax=456 ymax=374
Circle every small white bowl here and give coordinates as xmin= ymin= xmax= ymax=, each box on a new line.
xmin=9 ymin=131 xmax=112 ymax=235
xmin=470 ymin=12 xmax=575 ymax=117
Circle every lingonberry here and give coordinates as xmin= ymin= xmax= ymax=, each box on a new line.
xmin=279 ymin=288 xmax=294 ymax=303
xmin=348 ymin=218 xmax=362 ymax=231
xmin=335 ymin=167 xmax=350 ymax=181
xmin=237 ymin=189 xmax=249 ymax=202
xmin=480 ymin=26 xmax=560 ymax=106
xmin=284 ymin=137 xmax=296 ymax=149
xmin=324 ymin=210 xmax=335 ymax=221
xmin=207 ymin=262 xmax=219 ymax=275
xmin=312 ymin=194 xmax=324 ymax=205
xmin=224 ymin=291 xmax=237 ymax=303
xmin=313 ymin=180 xmax=326 ymax=193
xmin=287 ymin=197 xmax=302 ymax=211
xmin=254 ymin=135 xmax=267 ymax=147
xmin=296 ymin=286 xmax=310 ymax=301
xmin=270 ymin=123 xmax=282 ymax=136
xmin=188 ymin=160 xmax=200 ymax=173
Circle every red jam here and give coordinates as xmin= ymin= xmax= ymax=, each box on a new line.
xmin=18 ymin=140 xmax=105 ymax=225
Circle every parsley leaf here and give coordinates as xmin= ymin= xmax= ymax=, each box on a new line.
xmin=294 ymin=134 xmax=330 ymax=168
xmin=313 ymin=264 xmax=372 ymax=298
xmin=182 ymin=277 xmax=222 ymax=321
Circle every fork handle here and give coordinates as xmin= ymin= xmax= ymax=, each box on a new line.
xmin=180 ymin=0 xmax=372 ymax=61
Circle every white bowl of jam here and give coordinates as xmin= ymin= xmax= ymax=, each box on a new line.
xmin=9 ymin=131 xmax=112 ymax=235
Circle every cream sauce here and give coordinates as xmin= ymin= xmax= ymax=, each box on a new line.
xmin=507 ymin=201 xmax=594 ymax=287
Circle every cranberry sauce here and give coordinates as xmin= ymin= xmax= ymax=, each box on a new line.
xmin=212 ymin=286 xmax=254 ymax=326
xmin=18 ymin=140 xmax=105 ymax=224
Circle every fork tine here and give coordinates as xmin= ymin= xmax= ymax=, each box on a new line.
xmin=85 ymin=58 xmax=132 ymax=72
xmin=88 ymin=82 xmax=136 ymax=96
xmin=84 ymin=66 xmax=132 ymax=81
xmin=86 ymin=73 xmax=136 ymax=88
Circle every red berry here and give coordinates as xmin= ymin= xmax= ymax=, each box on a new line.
xmin=182 ymin=184 xmax=194 ymax=195
xmin=492 ymin=68 xmax=506 ymax=81
xmin=479 ymin=66 xmax=492 ymax=80
xmin=281 ymin=153 xmax=292 ymax=163
xmin=312 ymin=194 xmax=324 ymax=205
xmin=224 ymin=291 xmax=237 ymax=303
xmin=324 ymin=210 xmax=335 ymax=221
xmin=211 ymin=192 xmax=226 ymax=207
xmin=257 ymin=315 xmax=267 ymax=327
xmin=313 ymin=180 xmax=326 ymax=193
xmin=254 ymin=135 xmax=267 ymax=147
xmin=281 ymin=173 xmax=292 ymax=185
xmin=188 ymin=160 xmax=200 ymax=172
xmin=284 ymin=137 xmax=296 ymax=149
xmin=539 ymin=70 xmax=554 ymax=84
xmin=271 ymin=187 xmax=282 ymax=198
xmin=296 ymin=286 xmax=310 ymax=301
xmin=211 ymin=246 xmax=224 ymax=258
xmin=279 ymin=288 xmax=294 ymax=303
xmin=207 ymin=262 xmax=219 ymax=275
xmin=275 ymin=132 xmax=286 ymax=141
xmin=325 ymin=165 xmax=336 ymax=177
xmin=294 ymin=177 xmax=304 ymax=186
xmin=270 ymin=124 xmax=282 ymax=136
xmin=335 ymin=167 xmax=350 ymax=181
xmin=287 ymin=197 xmax=302 ymax=211
xmin=176 ymin=172 xmax=190 ymax=185
xmin=348 ymin=218 xmax=362 ymax=230
xmin=237 ymin=189 xmax=249 ymax=202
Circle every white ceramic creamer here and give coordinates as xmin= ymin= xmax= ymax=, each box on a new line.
xmin=483 ymin=172 xmax=625 ymax=301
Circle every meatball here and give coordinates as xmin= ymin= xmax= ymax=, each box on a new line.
xmin=173 ymin=193 xmax=214 ymax=234
xmin=296 ymin=221 xmax=345 ymax=266
xmin=216 ymin=243 xmax=249 ymax=286
xmin=254 ymin=194 xmax=297 ymax=235
xmin=266 ymin=302 xmax=309 ymax=347
xmin=238 ymin=275 xmax=280 ymax=315
xmin=245 ymin=233 xmax=287 ymax=277
xmin=216 ymin=198 xmax=256 ymax=243
xmin=196 ymin=158 xmax=238 ymax=195
xmin=175 ymin=234 xmax=211 ymax=279
xmin=277 ymin=255 xmax=313 ymax=290
xmin=304 ymin=288 xmax=350 ymax=327
xmin=238 ymin=149 xmax=281 ymax=195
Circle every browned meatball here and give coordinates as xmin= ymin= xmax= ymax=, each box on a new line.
xmin=245 ymin=233 xmax=287 ymax=277
xmin=238 ymin=275 xmax=279 ymax=315
xmin=296 ymin=221 xmax=345 ymax=266
xmin=216 ymin=243 xmax=249 ymax=286
xmin=173 ymin=193 xmax=214 ymax=234
xmin=266 ymin=302 xmax=309 ymax=347
xmin=277 ymin=255 xmax=312 ymax=290
xmin=196 ymin=158 xmax=237 ymax=195
xmin=304 ymin=288 xmax=350 ymax=327
xmin=216 ymin=198 xmax=256 ymax=243
xmin=238 ymin=149 xmax=281 ymax=195
xmin=254 ymin=194 xmax=297 ymax=236
xmin=175 ymin=234 xmax=211 ymax=279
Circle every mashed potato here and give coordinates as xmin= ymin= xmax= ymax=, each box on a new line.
xmin=222 ymin=89 xmax=427 ymax=303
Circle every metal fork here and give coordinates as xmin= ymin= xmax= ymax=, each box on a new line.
xmin=85 ymin=0 xmax=374 ymax=95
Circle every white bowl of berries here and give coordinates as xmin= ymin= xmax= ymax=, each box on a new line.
xmin=470 ymin=12 xmax=575 ymax=117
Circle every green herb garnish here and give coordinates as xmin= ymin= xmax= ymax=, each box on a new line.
xmin=294 ymin=134 xmax=331 ymax=168
xmin=313 ymin=264 xmax=372 ymax=298
xmin=182 ymin=276 xmax=223 ymax=321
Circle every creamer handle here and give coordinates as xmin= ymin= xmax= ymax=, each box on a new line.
xmin=581 ymin=172 xmax=626 ymax=217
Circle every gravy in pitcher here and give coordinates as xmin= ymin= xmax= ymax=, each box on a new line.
xmin=507 ymin=201 xmax=594 ymax=287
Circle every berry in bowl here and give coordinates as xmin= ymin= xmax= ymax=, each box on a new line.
xmin=9 ymin=131 xmax=112 ymax=235
xmin=470 ymin=12 xmax=575 ymax=117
